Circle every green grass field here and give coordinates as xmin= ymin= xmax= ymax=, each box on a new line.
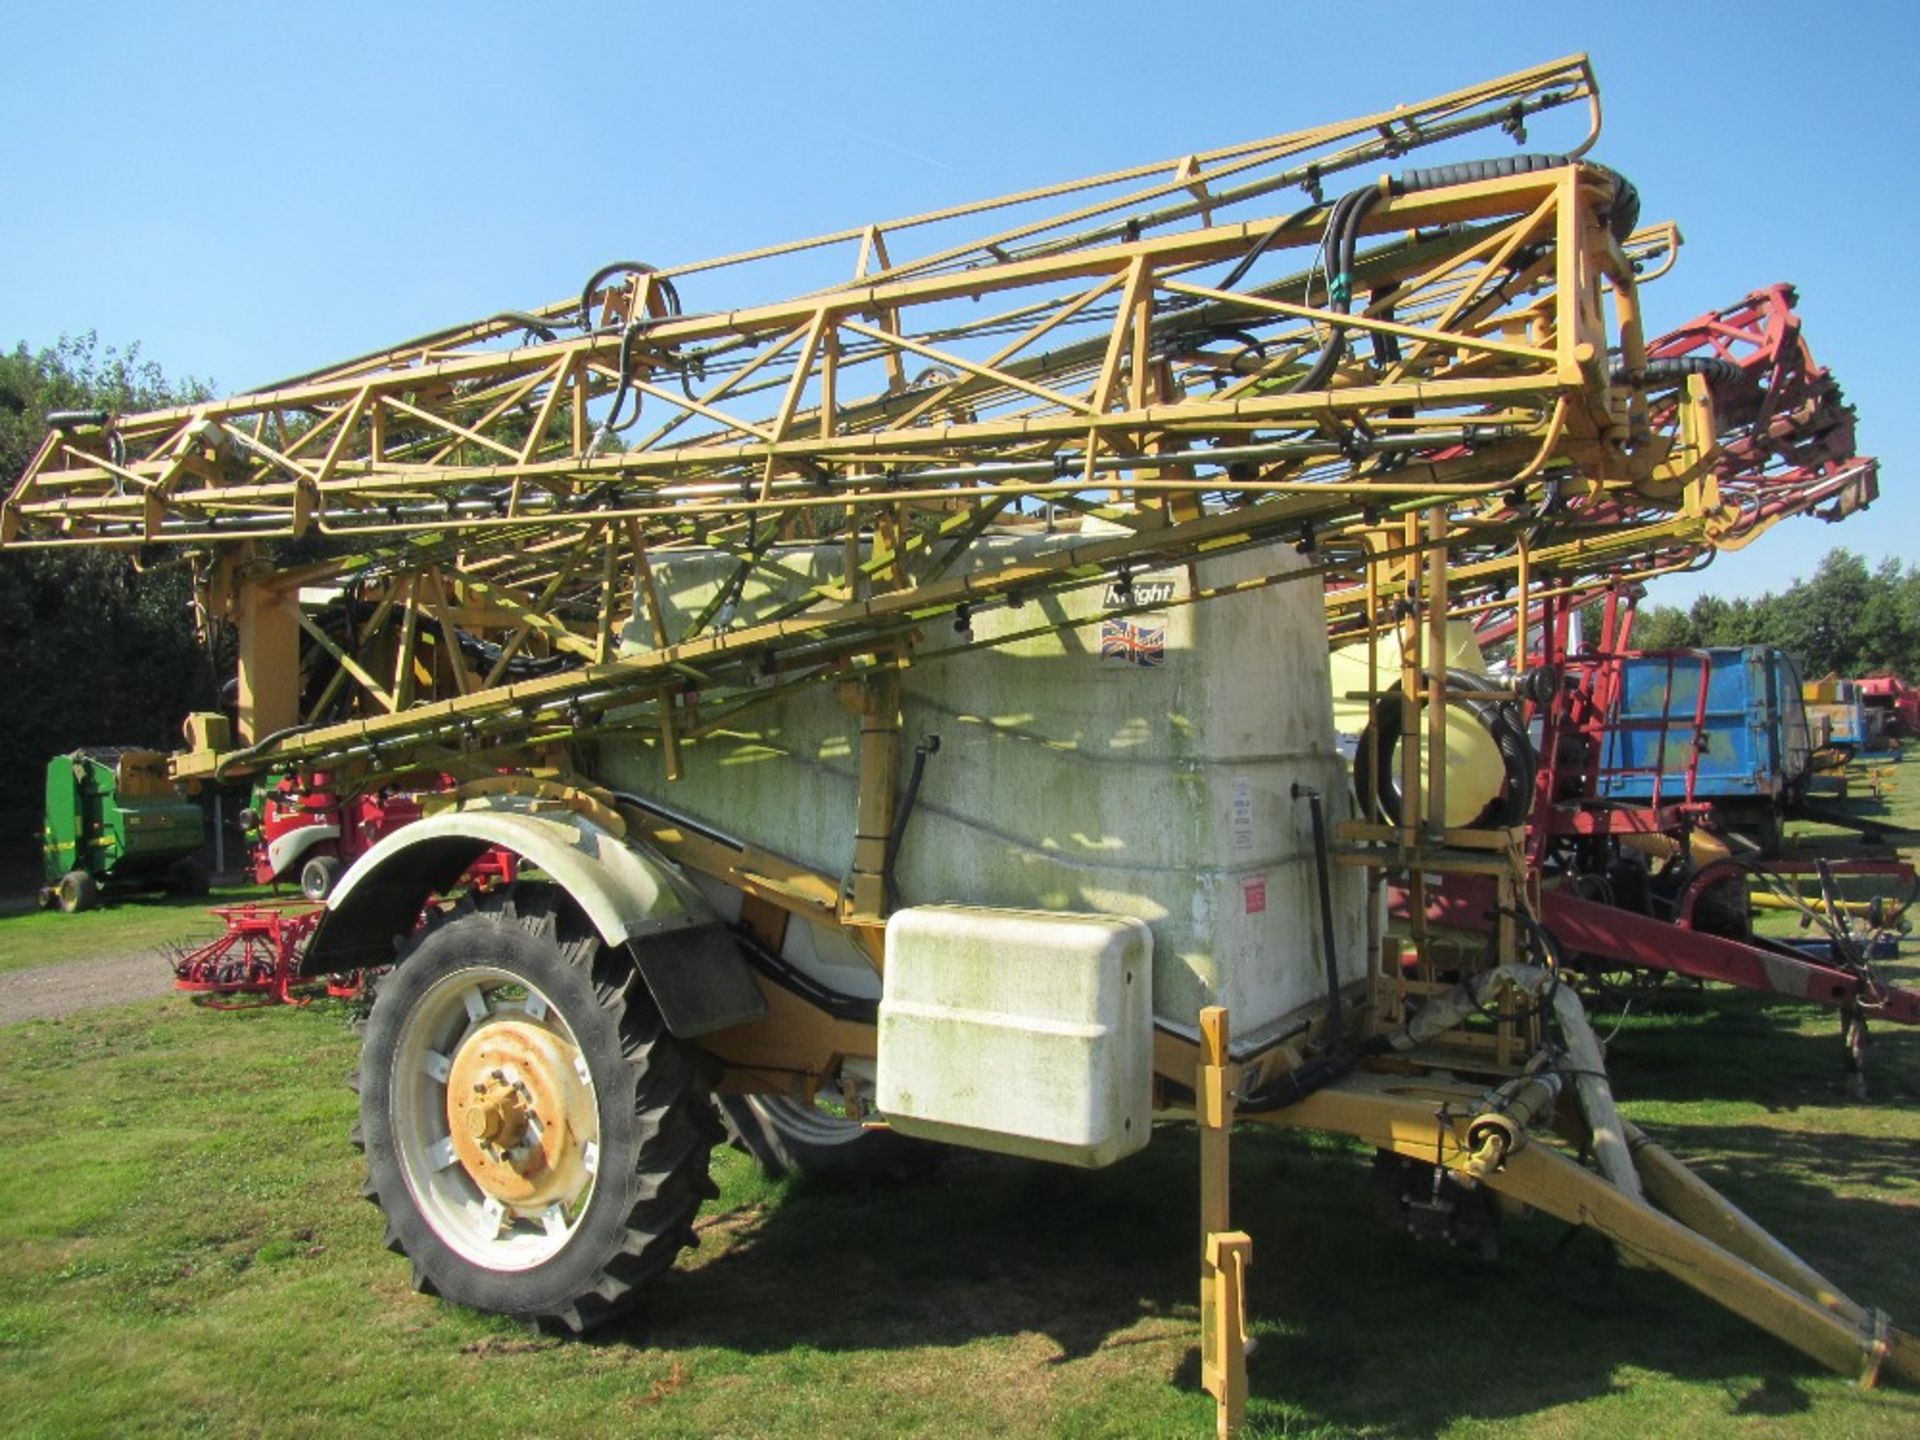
xmin=2 ymin=760 xmax=1918 ymax=1437
xmin=0 ymin=883 xmax=277 ymax=974
xmin=3 ymin=991 xmax=1916 ymax=1439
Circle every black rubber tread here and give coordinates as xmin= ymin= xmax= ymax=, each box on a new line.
xmin=350 ymin=883 xmax=722 ymax=1332
xmin=300 ymin=853 xmax=344 ymax=902
xmin=57 ymin=869 xmax=99 ymax=914
xmin=717 ymin=1093 xmax=945 ymax=1185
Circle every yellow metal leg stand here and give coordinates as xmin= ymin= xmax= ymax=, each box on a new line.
xmin=1198 ymin=1005 xmax=1252 ymax=1437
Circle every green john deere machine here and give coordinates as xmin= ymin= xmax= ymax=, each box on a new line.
xmin=40 ymin=748 xmax=207 ymax=912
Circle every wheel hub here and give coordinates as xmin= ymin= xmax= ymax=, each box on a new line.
xmin=444 ymin=1018 xmax=594 ymax=1212
xmin=465 ymin=1080 xmax=529 ymax=1147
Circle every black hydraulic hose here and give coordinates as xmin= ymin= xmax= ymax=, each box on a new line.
xmin=1480 ymin=905 xmax=1564 ymax=1024
xmin=1277 ymin=154 xmax=1638 ymax=401
xmin=1178 ymin=780 xmax=1408 ymax=1114
xmin=452 ymin=628 xmax=576 ymax=679
xmin=596 ymin=322 xmax=648 ymax=441
xmin=1215 ymin=202 xmax=1318 ymax=294
xmin=883 ymin=734 xmax=942 ymax=907
xmin=1286 ymin=184 xmax=1372 ymax=394
xmin=580 ymin=262 xmax=685 ymax=444
xmin=1369 ymin=285 xmax=1402 ymax=368
xmin=45 ymin=408 xmax=126 ymax=473
xmin=1237 ymin=792 xmax=1362 ymax=1120
xmin=734 ymin=931 xmax=879 ymax=1024
xmin=1393 ymin=153 xmax=1639 ymax=241
xmin=1594 ymin=164 xmax=1641 ymax=241
xmin=213 ymin=724 xmax=313 ymax=781
xmin=579 ymin=260 xmax=681 ymax=331
xmin=489 ymin=311 xmax=560 ymax=343
xmin=1610 ymin=354 xmax=1741 ymax=390
xmin=1333 ymin=184 xmax=1382 ymax=307
xmin=1395 ymin=152 xmax=1571 ymax=196
xmin=1292 ymin=782 xmax=1344 ymax=1041
xmin=1239 ymin=1053 xmax=1349 ymax=1110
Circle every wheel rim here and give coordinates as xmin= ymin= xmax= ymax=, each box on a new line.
xmin=389 ymin=964 xmax=601 ymax=1271
xmin=755 ymin=1093 xmax=869 ymax=1148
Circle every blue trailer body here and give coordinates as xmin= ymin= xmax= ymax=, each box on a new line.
xmin=1599 ymin=646 xmax=1810 ymax=804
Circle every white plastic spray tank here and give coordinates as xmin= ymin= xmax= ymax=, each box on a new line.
xmin=601 ymin=526 xmax=1368 ymax=1046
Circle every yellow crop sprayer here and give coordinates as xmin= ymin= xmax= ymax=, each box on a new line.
xmin=7 ymin=54 xmax=1911 ymax=1432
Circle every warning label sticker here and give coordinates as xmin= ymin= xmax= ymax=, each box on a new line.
xmin=1231 ymin=776 xmax=1254 ymax=851
xmin=1242 ymin=874 xmax=1267 ymax=915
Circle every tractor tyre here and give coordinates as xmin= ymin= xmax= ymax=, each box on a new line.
xmin=351 ymin=885 xmax=721 ymax=1332
xmin=57 ymin=869 xmax=100 ymax=914
xmin=718 ymin=1093 xmax=944 ymax=1184
xmin=301 ymin=854 xmax=345 ymax=902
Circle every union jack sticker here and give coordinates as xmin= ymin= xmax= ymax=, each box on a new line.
xmin=1101 ymin=617 xmax=1166 ymax=667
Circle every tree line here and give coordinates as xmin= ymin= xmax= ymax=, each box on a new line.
xmin=0 ymin=336 xmax=216 ymax=866
xmin=1634 ymin=548 xmax=1920 ymax=680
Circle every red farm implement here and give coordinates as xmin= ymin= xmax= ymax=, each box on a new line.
xmin=171 ymin=839 xmax=518 ymax=1008
xmin=169 ymin=902 xmax=347 ymax=1008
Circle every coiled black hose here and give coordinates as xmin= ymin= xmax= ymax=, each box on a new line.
xmin=579 ymin=261 xmax=687 ymax=444
xmin=1351 ymin=667 xmax=1536 ymax=829
xmin=1610 ymin=354 xmax=1742 ymax=390
xmin=1394 ymin=154 xmax=1639 ymax=241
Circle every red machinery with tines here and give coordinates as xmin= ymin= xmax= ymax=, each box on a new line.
xmin=1407 ymin=284 xmax=1881 ymax=642
xmin=1645 ymin=282 xmax=1870 ymax=525
xmin=169 ymin=903 xmax=337 ymax=1009
xmin=1563 ymin=282 xmax=1877 ymax=548
xmin=180 ymin=775 xmax=521 ymax=1007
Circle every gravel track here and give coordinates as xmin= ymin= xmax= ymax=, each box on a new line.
xmin=0 ymin=950 xmax=177 ymax=1026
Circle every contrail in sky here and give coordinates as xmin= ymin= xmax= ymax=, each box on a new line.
xmin=806 ymin=114 xmax=958 ymax=173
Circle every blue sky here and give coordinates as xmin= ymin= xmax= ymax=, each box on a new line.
xmin=2 ymin=2 xmax=1912 ymax=607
